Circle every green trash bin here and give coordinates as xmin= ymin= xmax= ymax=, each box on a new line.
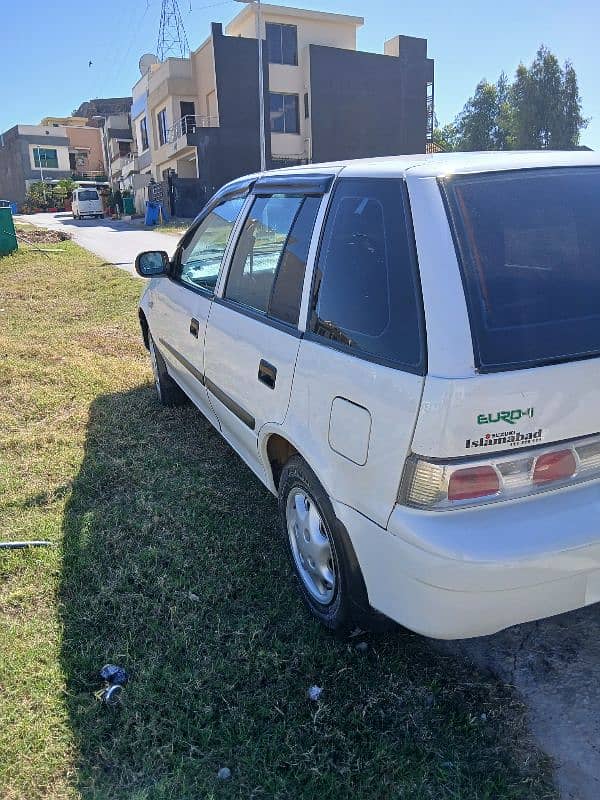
xmin=0 ymin=207 xmax=17 ymax=256
xmin=122 ymin=196 xmax=135 ymax=215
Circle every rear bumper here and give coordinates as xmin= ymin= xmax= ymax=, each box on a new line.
xmin=333 ymin=481 xmax=600 ymax=639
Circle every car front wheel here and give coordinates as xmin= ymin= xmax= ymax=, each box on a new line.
xmin=148 ymin=334 xmax=187 ymax=407
xmin=278 ymin=455 xmax=386 ymax=633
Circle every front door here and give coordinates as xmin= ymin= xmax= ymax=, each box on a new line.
xmin=148 ymin=195 xmax=246 ymax=426
xmin=204 ymin=189 xmax=323 ymax=477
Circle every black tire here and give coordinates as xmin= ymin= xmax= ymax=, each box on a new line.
xmin=148 ymin=334 xmax=188 ymax=407
xmin=278 ymin=455 xmax=387 ymax=633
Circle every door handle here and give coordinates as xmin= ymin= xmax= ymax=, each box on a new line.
xmin=189 ymin=317 xmax=199 ymax=338
xmin=258 ymin=359 xmax=277 ymax=389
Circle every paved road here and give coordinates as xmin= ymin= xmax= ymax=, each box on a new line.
xmin=17 ymin=212 xmax=180 ymax=275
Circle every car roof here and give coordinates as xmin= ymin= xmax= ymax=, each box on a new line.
xmin=248 ymin=150 xmax=600 ymax=182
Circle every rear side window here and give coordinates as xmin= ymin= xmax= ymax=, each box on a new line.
xmin=309 ymin=178 xmax=424 ymax=371
xmin=444 ymin=167 xmax=600 ymax=371
xmin=225 ymin=194 xmax=320 ymax=326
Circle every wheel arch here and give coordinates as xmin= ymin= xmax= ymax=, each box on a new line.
xmin=259 ymin=426 xmax=330 ymax=499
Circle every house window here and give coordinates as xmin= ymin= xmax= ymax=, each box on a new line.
xmin=69 ymin=152 xmax=77 ymax=170
xmin=33 ymin=147 xmax=58 ymax=169
xmin=269 ymin=93 xmax=299 ymax=134
xmin=304 ymin=92 xmax=309 ymax=119
xmin=266 ymin=22 xmax=298 ymax=66
xmin=140 ymin=117 xmax=149 ymax=151
xmin=118 ymin=141 xmax=131 ymax=157
xmin=157 ymin=109 xmax=168 ymax=146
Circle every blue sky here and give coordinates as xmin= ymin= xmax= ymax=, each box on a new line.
xmin=1 ymin=0 xmax=597 ymax=148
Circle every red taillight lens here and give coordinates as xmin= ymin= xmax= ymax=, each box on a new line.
xmin=447 ymin=465 xmax=500 ymax=501
xmin=533 ymin=450 xmax=577 ymax=484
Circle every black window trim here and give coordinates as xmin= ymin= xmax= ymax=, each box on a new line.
xmin=306 ymin=176 xmax=428 ymax=376
xmin=438 ymin=166 xmax=600 ymax=374
xmin=220 ymin=192 xmax=311 ymax=333
xmin=169 ymin=179 xmax=255 ymax=296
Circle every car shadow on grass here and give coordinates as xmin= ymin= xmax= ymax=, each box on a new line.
xmin=59 ymin=385 xmax=556 ymax=800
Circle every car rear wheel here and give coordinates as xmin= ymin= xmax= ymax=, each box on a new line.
xmin=278 ymin=455 xmax=389 ymax=633
xmin=148 ymin=334 xmax=187 ymax=407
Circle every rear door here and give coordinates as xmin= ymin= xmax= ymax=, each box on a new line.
xmin=287 ymin=175 xmax=427 ymax=527
xmin=148 ymin=194 xmax=246 ymax=425
xmin=203 ymin=176 xmax=327 ymax=477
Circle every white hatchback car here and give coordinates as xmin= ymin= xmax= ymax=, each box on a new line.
xmin=136 ymin=151 xmax=600 ymax=639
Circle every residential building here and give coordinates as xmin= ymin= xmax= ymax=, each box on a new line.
xmin=0 ymin=124 xmax=73 ymax=204
xmin=98 ymin=113 xmax=135 ymax=186
xmin=130 ymin=3 xmax=434 ymax=216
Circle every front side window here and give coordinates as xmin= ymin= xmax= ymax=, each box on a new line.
xmin=140 ymin=117 xmax=149 ymax=151
xmin=225 ymin=194 xmax=320 ymax=324
xmin=266 ymin=22 xmax=298 ymax=65
xmin=310 ymin=178 xmax=425 ymax=371
xmin=444 ymin=167 xmax=600 ymax=371
xmin=177 ymin=197 xmax=245 ymax=292
xmin=270 ymin=93 xmax=299 ymax=134
xmin=157 ymin=109 xmax=167 ymax=146
xmin=33 ymin=148 xmax=58 ymax=169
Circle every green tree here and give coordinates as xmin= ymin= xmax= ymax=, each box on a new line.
xmin=446 ymin=46 xmax=587 ymax=151
xmin=432 ymin=122 xmax=457 ymax=152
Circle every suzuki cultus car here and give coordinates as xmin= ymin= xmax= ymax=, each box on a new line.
xmin=135 ymin=151 xmax=600 ymax=638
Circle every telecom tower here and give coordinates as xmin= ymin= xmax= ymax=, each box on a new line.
xmin=157 ymin=0 xmax=191 ymax=61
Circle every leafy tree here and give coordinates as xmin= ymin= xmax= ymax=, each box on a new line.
xmin=25 ymin=181 xmax=49 ymax=209
xmin=432 ymin=122 xmax=458 ymax=152
xmin=446 ymin=46 xmax=587 ymax=151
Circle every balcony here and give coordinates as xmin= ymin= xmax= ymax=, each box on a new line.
xmin=168 ymin=114 xmax=219 ymax=145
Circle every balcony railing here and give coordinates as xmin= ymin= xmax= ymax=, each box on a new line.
xmin=168 ymin=114 xmax=218 ymax=143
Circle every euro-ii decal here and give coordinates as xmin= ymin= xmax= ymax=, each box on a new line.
xmin=477 ymin=407 xmax=534 ymax=426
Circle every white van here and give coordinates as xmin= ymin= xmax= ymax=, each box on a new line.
xmin=72 ymin=188 xmax=103 ymax=220
xmin=135 ymin=151 xmax=600 ymax=639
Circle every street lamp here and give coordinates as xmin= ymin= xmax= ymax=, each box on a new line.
xmin=235 ymin=0 xmax=266 ymax=172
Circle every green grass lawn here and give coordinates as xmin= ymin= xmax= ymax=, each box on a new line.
xmin=0 ymin=240 xmax=556 ymax=799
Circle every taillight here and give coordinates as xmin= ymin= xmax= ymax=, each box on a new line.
xmin=532 ymin=450 xmax=576 ymax=484
xmin=399 ymin=433 xmax=600 ymax=511
xmin=447 ymin=466 xmax=500 ymax=501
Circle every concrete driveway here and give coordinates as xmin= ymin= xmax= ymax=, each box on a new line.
xmin=444 ymin=605 xmax=600 ymax=799
xmin=16 ymin=212 xmax=180 ymax=275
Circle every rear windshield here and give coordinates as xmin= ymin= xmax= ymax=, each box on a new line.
xmin=78 ymin=190 xmax=99 ymax=201
xmin=444 ymin=167 xmax=600 ymax=371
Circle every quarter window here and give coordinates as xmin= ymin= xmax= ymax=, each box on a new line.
xmin=270 ymin=93 xmax=299 ymax=134
xmin=33 ymin=147 xmax=58 ymax=169
xmin=310 ymin=178 xmax=424 ymax=371
xmin=178 ymin=197 xmax=245 ymax=292
xmin=266 ymin=22 xmax=298 ymax=66
xmin=225 ymin=194 xmax=320 ymax=324
xmin=157 ymin=109 xmax=168 ymax=146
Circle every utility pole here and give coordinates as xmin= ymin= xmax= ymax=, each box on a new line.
xmin=235 ymin=0 xmax=266 ymax=172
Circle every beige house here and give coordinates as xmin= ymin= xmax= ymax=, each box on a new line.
xmin=128 ymin=3 xmax=434 ymax=216
xmin=131 ymin=5 xmax=363 ymax=182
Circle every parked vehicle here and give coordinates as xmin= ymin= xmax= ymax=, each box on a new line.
xmin=71 ymin=188 xmax=103 ymax=219
xmin=136 ymin=151 xmax=600 ymax=639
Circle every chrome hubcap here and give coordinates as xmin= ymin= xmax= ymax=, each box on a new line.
xmin=149 ymin=339 xmax=162 ymax=400
xmin=286 ymin=488 xmax=335 ymax=604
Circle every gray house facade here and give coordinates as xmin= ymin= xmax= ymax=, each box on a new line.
xmin=0 ymin=125 xmax=72 ymax=205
